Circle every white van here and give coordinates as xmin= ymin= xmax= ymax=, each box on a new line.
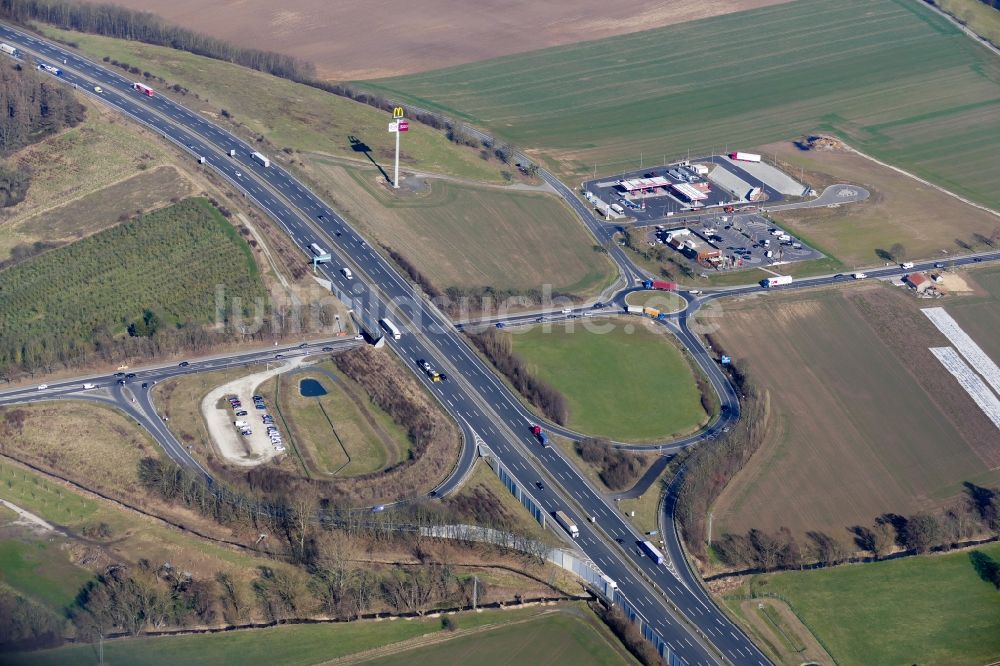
xmin=900 ymin=262 xmax=914 ymax=269
xmin=234 ymin=420 xmax=249 ymax=428
xmin=341 ymin=267 xmax=353 ymax=279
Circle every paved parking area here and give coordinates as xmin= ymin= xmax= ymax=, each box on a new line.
xmin=643 ymin=211 xmax=823 ymax=271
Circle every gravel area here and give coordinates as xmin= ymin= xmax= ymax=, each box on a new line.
xmin=200 ymin=357 xmax=305 ymax=466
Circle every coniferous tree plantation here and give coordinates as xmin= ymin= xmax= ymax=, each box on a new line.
xmin=0 ymin=197 xmax=265 ymax=376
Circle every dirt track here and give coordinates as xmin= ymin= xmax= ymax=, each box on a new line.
xmin=80 ymin=0 xmax=793 ymax=80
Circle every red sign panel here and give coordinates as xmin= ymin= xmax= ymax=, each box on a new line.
xmin=397 ymin=120 xmax=409 ymax=132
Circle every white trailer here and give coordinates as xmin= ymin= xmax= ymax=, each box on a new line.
xmin=554 ymin=510 xmax=579 ymax=538
xmin=251 ymin=151 xmax=271 ymax=168
xmin=729 ymin=152 xmax=762 ymax=163
xmin=761 ymin=275 xmax=793 ymax=288
xmin=379 ymin=318 xmax=401 ymax=340
xmin=626 ymin=305 xmax=644 ymax=314
xmin=0 ymin=43 xmax=19 ymax=57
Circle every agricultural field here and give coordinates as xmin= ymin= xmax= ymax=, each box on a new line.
xmin=937 ymin=0 xmax=1000 ymax=46
xmin=709 ymin=282 xmax=1000 ymax=545
xmin=39 ymin=26 xmax=508 ymax=184
xmin=0 ymin=197 xmax=264 ymax=371
xmin=0 ymin=100 xmax=181 ymax=261
xmin=306 ymin=161 xmax=614 ymax=296
xmin=0 ymin=533 xmax=93 ymax=611
xmin=764 ymin=140 xmax=1000 ymax=266
xmin=71 ymin=0 xmax=791 ymax=80
xmin=368 ymin=0 xmax=1000 ymax=209
xmin=8 ymin=604 xmax=612 ymax=666
xmin=366 ymin=604 xmax=638 ymax=666
xmin=726 ymin=541 xmax=1000 ymax=665
xmin=508 ymin=319 xmax=709 ymax=441
xmin=264 ymin=363 xmax=411 ymax=478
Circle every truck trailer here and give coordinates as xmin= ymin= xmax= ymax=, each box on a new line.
xmin=626 ymin=305 xmax=644 ymax=315
xmin=554 ymin=510 xmax=579 ymax=538
xmin=640 ymin=540 xmax=665 ymax=564
xmin=132 ymin=82 xmax=154 ymax=96
xmin=643 ymin=279 xmax=677 ymax=291
xmin=761 ymin=275 xmax=793 ymax=288
xmin=251 ymin=151 xmax=271 ymax=168
xmin=530 ymin=424 xmax=549 ymax=447
xmin=0 ymin=43 xmax=20 ymax=57
xmin=729 ymin=152 xmax=761 ymax=163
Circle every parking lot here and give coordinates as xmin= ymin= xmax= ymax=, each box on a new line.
xmin=581 ymin=155 xmax=807 ymax=225
xmin=642 ymin=211 xmax=823 ymax=271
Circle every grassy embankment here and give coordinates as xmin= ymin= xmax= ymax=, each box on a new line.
xmin=303 ymin=161 xmax=614 ymax=298
xmin=39 ymin=25 xmax=616 ymax=300
xmin=508 ymin=319 xmax=709 ymax=441
xmin=0 ymin=98 xmax=193 ymax=261
xmin=261 ymin=362 xmax=411 ymax=478
xmin=725 ymin=541 xmax=1000 ymax=665
xmin=367 ymin=0 xmax=1000 ymax=211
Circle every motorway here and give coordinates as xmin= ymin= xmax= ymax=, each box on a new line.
xmin=0 ymin=24 xmax=774 ymax=665
xmin=4 ymin=24 xmax=999 ymax=665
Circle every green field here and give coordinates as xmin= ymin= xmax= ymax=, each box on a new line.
xmin=270 ymin=365 xmax=410 ymax=477
xmin=0 ymin=197 xmax=264 ymax=369
xmin=0 ymin=538 xmax=93 ymax=611
xmin=366 ymin=0 xmax=1000 ymax=209
xmin=367 ymin=606 xmax=636 ymax=666
xmin=307 ymin=161 xmax=614 ymax=296
xmin=737 ymin=542 xmax=1000 ymax=665
xmin=6 ymin=604 xmax=618 ymax=666
xmin=40 ymin=26 xmax=508 ymax=184
xmin=510 ymin=320 xmax=708 ymax=441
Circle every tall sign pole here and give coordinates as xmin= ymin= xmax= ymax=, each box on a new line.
xmin=388 ymin=107 xmax=409 ymax=189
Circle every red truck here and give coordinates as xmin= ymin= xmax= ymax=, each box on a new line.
xmin=530 ymin=424 xmax=549 ymax=447
xmin=133 ymin=82 xmax=155 ymax=97
xmin=643 ymin=280 xmax=677 ymax=291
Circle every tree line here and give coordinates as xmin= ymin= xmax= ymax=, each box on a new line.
xmin=468 ymin=328 xmax=569 ymax=425
xmin=713 ymin=482 xmax=1000 ymax=572
xmin=674 ymin=373 xmax=768 ymax=561
xmin=0 ymin=58 xmax=84 ymax=153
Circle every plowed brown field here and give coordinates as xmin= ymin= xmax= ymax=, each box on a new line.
xmin=710 ymin=281 xmax=1000 ymax=546
xmin=79 ymin=0 xmax=792 ymax=79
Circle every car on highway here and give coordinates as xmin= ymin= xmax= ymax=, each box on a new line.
xmin=973 ymin=257 xmax=983 ymax=262
xmin=93 ymin=85 xmax=102 ymax=93
xmin=126 ymin=373 xmax=136 ymax=378
xmin=274 ymin=353 xmax=283 ymax=358
xmin=438 ymin=373 xmax=448 ymax=381
xmin=114 ymin=372 xmax=125 ymax=377
xmin=322 ymin=346 xmax=333 ymax=352
xmin=934 ymin=262 xmax=945 ymax=268
xmin=495 ymin=322 xmax=506 ymax=329
xmin=117 ymin=378 xmax=126 ymax=385
xmin=178 ymin=361 xmax=190 ymax=367
xmin=688 ymin=289 xmax=702 ymax=295
xmin=141 ymin=382 xmax=148 ymax=389
xmin=535 ymin=481 xmax=544 ymax=490
xmin=299 ymin=342 xmax=308 ymax=348
xmin=417 ymin=359 xmax=431 ymax=372
xmin=852 ymin=272 xmax=867 ymax=279
xmin=37 ymin=384 xmax=47 ymax=390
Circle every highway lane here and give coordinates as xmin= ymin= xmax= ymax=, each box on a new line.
xmin=0 ymin=25 xmax=759 ymax=664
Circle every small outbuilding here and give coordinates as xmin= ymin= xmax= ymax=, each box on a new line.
xmin=905 ymin=272 xmax=931 ymax=293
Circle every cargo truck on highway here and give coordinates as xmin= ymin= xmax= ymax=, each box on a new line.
xmin=132 ymin=82 xmax=154 ymax=96
xmin=82 ymin=382 xmax=97 ymax=390
xmin=643 ymin=306 xmax=661 ymax=318
xmin=251 ymin=151 xmax=271 ymax=167
xmin=379 ymin=318 xmax=401 ymax=340
xmin=626 ymin=305 xmax=644 ymax=315
xmin=554 ymin=510 xmax=579 ymax=538
xmin=0 ymin=43 xmax=20 ymax=57
xmin=642 ymin=279 xmax=677 ymax=291
xmin=761 ymin=275 xmax=793 ymax=288
xmin=729 ymin=152 xmax=761 ymax=163
xmin=37 ymin=63 xmax=61 ymax=76
xmin=639 ymin=540 xmax=665 ymax=564
xmin=530 ymin=424 xmax=549 ymax=447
